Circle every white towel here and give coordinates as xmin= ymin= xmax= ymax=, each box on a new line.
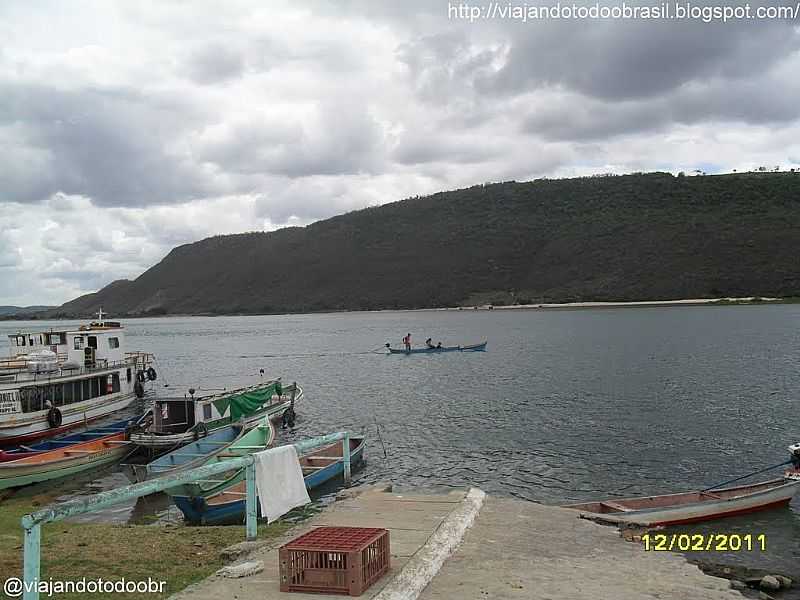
xmin=253 ymin=445 xmax=311 ymax=523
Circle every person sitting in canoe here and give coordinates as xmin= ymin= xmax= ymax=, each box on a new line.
xmin=436 ymin=342 xmax=442 ymax=348
xmin=425 ymin=338 xmax=434 ymax=348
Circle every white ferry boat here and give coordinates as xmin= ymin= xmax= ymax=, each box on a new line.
xmin=0 ymin=311 xmax=154 ymax=445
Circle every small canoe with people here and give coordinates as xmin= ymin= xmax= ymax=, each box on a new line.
xmin=562 ymin=444 xmax=800 ymax=526
xmin=173 ymin=434 xmax=366 ymax=525
xmin=385 ymin=341 xmax=487 ymax=354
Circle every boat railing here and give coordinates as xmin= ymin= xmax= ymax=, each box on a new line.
xmin=19 ymin=431 xmax=352 ymax=600
xmin=0 ymin=355 xmax=154 ymax=385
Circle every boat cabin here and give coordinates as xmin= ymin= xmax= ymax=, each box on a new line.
xmin=7 ymin=317 xmax=126 ymax=370
xmin=148 ymin=381 xmax=291 ymax=435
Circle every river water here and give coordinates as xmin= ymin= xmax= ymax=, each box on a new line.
xmin=2 ymin=304 xmax=799 ymax=576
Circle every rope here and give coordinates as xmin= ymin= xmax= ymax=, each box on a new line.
xmin=701 ymin=459 xmax=793 ymax=491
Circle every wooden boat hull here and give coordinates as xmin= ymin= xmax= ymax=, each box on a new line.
xmin=173 ymin=436 xmax=365 ymax=525
xmin=130 ymin=387 xmax=300 ymax=449
xmin=0 ymin=431 xmax=133 ymax=490
xmin=561 ymin=478 xmax=800 ymax=527
xmin=0 ymin=417 xmax=139 ymax=462
xmin=0 ymin=392 xmax=138 ymax=446
xmin=388 ymin=341 xmax=487 ymax=354
xmin=164 ymin=418 xmax=277 ymax=498
xmin=125 ymin=423 xmax=245 ymax=483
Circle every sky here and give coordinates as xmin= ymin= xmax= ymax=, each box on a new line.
xmin=1 ymin=0 xmax=800 ymax=306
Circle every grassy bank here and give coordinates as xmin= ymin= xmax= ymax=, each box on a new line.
xmin=0 ymin=488 xmax=291 ymax=599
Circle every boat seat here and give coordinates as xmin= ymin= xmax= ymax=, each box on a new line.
xmin=599 ymin=501 xmax=631 ymax=512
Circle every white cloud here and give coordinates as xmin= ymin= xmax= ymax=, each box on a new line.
xmin=0 ymin=0 xmax=798 ymax=305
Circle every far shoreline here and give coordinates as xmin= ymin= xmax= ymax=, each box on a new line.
xmin=1 ymin=296 xmax=796 ymax=323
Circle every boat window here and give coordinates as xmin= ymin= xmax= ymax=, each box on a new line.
xmin=203 ymin=404 xmax=212 ymax=420
xmin=19 ymin=388 xmax=45 ymax=413
xmin=108 ymin=337 xmax=119 ymax=349
xmin=82 ymin=378 xmax=91 ymax=401
xmin=112 ymin=373 xmax=120 ymax=393
xmin=46 ymin=332 xmax=66 ymax=345
xmin=63 ymin=382 xmax=74 ymax=404
xmin=52 ymin=384 xmax=63 ymax=407
xmin=74 ymin=336 xmax=83 ymax=350
xmin=126 ymin=368 xmax=132 ymax=382
xmin=88 ymin=336 xmax=98 ymax=349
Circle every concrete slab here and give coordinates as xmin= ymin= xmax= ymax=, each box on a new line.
xmin=170 ymin=487 xmax=468 ymax=600
xmin=417 ymin=497 xmax=739 ymax=600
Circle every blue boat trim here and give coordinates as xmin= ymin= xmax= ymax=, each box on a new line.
xmin=173 ymin=436 xmax=366 ymax=525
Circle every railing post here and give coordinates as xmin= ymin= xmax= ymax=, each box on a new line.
xmin=245 ymin=461 xmax=258 ymax=541
xmin=23 ymin=520 xmax=40 ymax=600
xmin=343 ymin=431 xmax=351 ymax=486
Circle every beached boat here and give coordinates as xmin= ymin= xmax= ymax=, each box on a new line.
xmin=386 ymin=341 xmax=487 ymax=354
xmin=0 ymin=310 xmax=154 ymax=446
xmin=0 ymin=417 xmax=140 ymax=462
xmin=563 ymin=471 xmax=800 ymax=527
xmin=164 ymin=417 xmax=276 ymax=499
xmin=130 ymin=381 xmax=301 ymax=450
xmin=0 ymin=427 xmax=135 ymax=490
xmin=173 ymin=435 xmax=365 ymax=525
xmin=123 ymin=422 xmax=246 ymax=483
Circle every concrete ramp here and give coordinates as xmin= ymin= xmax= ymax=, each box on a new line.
xmin=417 ymin=497 xmax=738 ymax=600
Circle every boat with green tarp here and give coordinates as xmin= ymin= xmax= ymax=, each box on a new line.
xmin=130 ymin=380 xmax=300 ymax=450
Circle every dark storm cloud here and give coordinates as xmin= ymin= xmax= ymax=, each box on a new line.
xmin=483 ymin=18 xmax=799 ymax=101
xmin=0 ymin=82 xmax=220 ymax=207
xmin=523 ymin=70 xmax=800 ymax=141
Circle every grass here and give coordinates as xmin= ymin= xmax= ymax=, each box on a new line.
xmin=0 ymin=487 xmax=292 ymax=599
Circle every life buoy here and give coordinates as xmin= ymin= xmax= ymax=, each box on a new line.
xmin=146 ymin=367 xmax=157 ymax=381
xmin=193 ymin=422 xmax=208 ymax=441
xmin=134 ymin=381 xmax=145 ymax=398
xmin=136 ymin=370 xmax=146 ymax=383
xmin=47 ymin=407 xmax=62 ymax=428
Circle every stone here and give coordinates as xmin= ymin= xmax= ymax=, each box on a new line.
xmin=760 ymin=575 xmax=781 ymax=591
xmin=217 ymin=561 xmax=264 ymax=579
xmin=759 ymin=592 xmax=775 ymax=600
xmin=219 ymin=540 xmax=266 ymax=561
xmin=775 ymin=575 xmax=793 ymax=588
xmin=729 ymin=580 xmax=746 ymax=590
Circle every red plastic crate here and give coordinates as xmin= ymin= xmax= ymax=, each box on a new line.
xmin=279 ymin=527 xmax=390 ymax=596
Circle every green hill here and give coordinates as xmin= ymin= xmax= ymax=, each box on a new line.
xmin=56 ymin=172 xmax=800 ymax=316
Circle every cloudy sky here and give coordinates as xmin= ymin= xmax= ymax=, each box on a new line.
xmin=2 ymin=1 xmax=799 ymax=306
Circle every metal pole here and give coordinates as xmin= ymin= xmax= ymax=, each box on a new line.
xmin=23 ymin=521 xmax=40 ymax=600
xmin=245 ymin=461 xmax=258 ymax=541
xmin=343 ymin=431 xmax=351 ymax=486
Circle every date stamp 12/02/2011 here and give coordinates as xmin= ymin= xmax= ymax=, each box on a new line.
xmin=641 ymin=533 xmax=767 ymax=552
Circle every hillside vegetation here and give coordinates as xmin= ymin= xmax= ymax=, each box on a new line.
xmin=56 ymin=172 xmax=800 ymax=316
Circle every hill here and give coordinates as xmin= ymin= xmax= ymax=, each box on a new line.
xmin=0 ymin=306 xmax=54 ymax=318
xmin=56 ymin=172 xmax=800 ymax=316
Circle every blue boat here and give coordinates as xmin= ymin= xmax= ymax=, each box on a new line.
xmin=173 ymin=436 xmax=366 ymax=525
xmin=124 ymin=423 xmax=245 ymax=483
xmin=387 ymin=341 xmax=487 ymax=354
xmin=0 ymin=417 xmax=139 ymax=463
